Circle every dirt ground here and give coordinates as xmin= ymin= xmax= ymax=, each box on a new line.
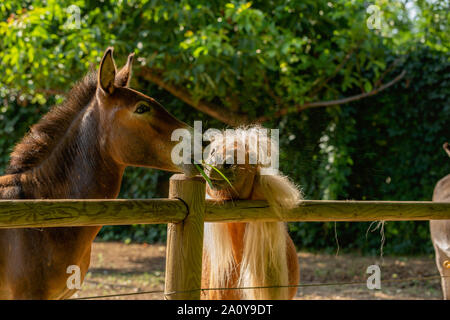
xmin=69 ymin=242 xmax=443 ymax=300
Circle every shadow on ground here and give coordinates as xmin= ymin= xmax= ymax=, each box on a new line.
xmin=70 ymin=242 xmax=443 ymax=300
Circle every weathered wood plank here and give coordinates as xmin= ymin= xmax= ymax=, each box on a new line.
xmin=0 ymin=199 xmax=449 ymax=229
xmin=205 ymin=200 xmax=450 ymax=222
xmin=0 ymin=199 xmax=187 ymax=228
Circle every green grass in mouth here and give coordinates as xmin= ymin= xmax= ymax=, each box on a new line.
xmin=194 ymin=162 xmax=235 ymax=192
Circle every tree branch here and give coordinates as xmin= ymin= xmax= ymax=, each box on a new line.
xmin=374 ymin=58 xmax=403 ymax=88
xmin=256 ymin=70 xmax=406 ymax=123
xmin=137 ymin=65 xmax=405 ymax=126
xmin=138 ymin=66 xmax=248 ymax=126
xmin=308 ymin=47 xmax=356 ymax=98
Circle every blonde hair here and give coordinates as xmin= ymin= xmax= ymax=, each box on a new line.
xmin=204 ymin=126 xmax=301 ymax=299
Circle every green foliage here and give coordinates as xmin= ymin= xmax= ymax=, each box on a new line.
xmin=286 ymin=46 xmax=450 ymax=256
xmin=0 ymin=0 xmax=421 ymax=116
xmin=0 ymin=1 xmax=449 ymax=254
xmin=413 ymin=0 xmax=449 ymax=53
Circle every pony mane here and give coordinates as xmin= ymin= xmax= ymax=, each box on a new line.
xmin=204 ymin=126 xmax=301 ymax=299
xmin=206 ymin=125 xmax=275 ymax=167
xmin=206 ymin=125 xmax=302 ymax=210
xmin=7 ymin=72 xmax=97 ymax=174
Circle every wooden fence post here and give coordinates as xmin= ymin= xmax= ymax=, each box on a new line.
xmin=165 ymin=174 xmax=206 ymax=300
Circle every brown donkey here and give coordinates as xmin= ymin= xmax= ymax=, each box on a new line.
xmin=0 ymin=48 xmax=194 ymax=299
xmin=430 ymin=142 xmax=450 ymax=300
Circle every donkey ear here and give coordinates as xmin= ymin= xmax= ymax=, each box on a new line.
xmin=444 ymin=142 xmax=450 ymax=158
xmin=115 ymin=52 xmax=134 ymax=87
xmin=98 ymin=47 xmax=117 ymax=94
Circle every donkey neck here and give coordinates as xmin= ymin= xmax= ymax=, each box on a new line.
xmin=20 ymin=102 xmax=125 ymax=199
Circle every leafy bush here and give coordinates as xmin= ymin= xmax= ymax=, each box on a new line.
xmin=287 ymin=46 xmax=450 ymax=256
xmin=0 ymin=1 xmax=448 ymax=255
xmin=100 ymin=47 xmax=450 ymax=255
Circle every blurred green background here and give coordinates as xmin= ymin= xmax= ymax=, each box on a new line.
xmin=0 ymin=0 xmax=449 ymax=255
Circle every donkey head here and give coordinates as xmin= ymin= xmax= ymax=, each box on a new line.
xmin=95 ymin=47 xmax=195 ymax=176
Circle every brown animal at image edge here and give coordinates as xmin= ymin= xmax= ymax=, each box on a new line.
xmin=0 ymin=47 xmax=195 ymax=299
xmin=430 ymin=142 xmax=450 ymax=300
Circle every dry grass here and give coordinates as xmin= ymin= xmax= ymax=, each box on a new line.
xmin=70 ymin=242 xmax=443 ymax=300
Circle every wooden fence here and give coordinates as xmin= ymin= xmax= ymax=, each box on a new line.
xmin=1 ymin=174 xmax=449 ymax=299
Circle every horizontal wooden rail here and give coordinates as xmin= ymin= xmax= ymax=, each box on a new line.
xmin=205 ymin=200 xmax=450 ymax=222
xmin=0 ymin=199 xmax=187 ymax=228
xmin=0 ymin=199 xmax=449 ymax=229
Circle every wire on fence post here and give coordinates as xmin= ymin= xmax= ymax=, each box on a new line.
xmin=164 ymin=174 xmax=206 ymax=300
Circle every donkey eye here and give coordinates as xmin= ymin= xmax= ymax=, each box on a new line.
xmin=134 ymin=103 xmax=150 ymax=114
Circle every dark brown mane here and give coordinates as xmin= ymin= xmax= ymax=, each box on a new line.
xmin=0 ymin=48 xmax=199 ymax=300
xmin=7 ymin=72 xmax=97 ymax=174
